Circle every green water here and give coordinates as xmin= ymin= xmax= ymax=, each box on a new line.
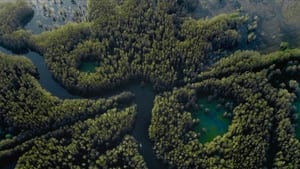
xmin=293 ymin=95 xmax=300 ymax=139
xmin=0 ymin=127 xmax=13 ymax=140
xmin=193 ymin=97 xmax=232 ymax=143
xmin=79 ymin=61 xmax=98 ymax=73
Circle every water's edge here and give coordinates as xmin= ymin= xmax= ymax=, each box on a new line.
xmin=0 ymin=47 xmax=165 ymax=169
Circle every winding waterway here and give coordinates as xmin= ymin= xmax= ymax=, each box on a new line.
xmin=2 ymin=0 xmax=300 ymax=168
xmin=0 ymin=47 xmax=165 ymax=169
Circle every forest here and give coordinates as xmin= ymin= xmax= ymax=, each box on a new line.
xmin=0 ymin=0 xmax=300 ymax=168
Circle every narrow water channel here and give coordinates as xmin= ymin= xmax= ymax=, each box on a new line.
xmin=24 ymin=51 xmax=79 ymax=99
xmin=0 ymin=47 xmax=164 ymax=168
xmin=129 ymin=85 xmax=166 ymax=169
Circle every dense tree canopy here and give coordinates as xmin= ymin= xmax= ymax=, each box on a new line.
xmin=0 ymin=0 xmax=300 ymax=168
xmin=1 ymin=0 xmax=245 ymax=95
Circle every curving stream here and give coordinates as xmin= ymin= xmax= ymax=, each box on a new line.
xmin=0 ymin=47 xmax=165 ymax=169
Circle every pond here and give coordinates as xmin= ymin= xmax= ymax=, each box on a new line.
xmin=193 ymin=96 xmax=232 ymax=143
xmin=1 ymin=0 xmax=300 ymax=168
xmin=0 ymin=128 xmax=13 ymax=140
xmin=79 ymin=61 xmax=98 ymax=73
xmin=0 ymin=46 xmax=164 ymax=168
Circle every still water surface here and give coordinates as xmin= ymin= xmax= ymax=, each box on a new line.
xmin=0 ymin=47 xmax=164 ymax=169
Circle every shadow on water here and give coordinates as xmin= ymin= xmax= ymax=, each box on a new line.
xmin=0 ymin=46 xmax=12 ymax=54
xmin=0 ymin=47 xmax=165 ymax=169
xmin=0 ymin=158 xmax=17 ymax=169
